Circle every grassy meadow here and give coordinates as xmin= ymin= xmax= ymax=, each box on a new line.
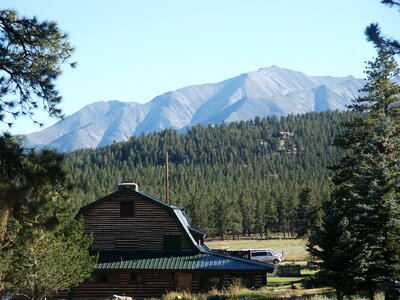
xmin=187 ymin=238 xmax=386 ymax=299
xmin=205 ymin=237 xmax=309 ymax=261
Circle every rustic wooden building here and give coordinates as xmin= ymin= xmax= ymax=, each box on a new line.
xmin=272 ymin=131 xmax=294 ymax=139
xmin=70 ymin=183 xmax=274 ymax=299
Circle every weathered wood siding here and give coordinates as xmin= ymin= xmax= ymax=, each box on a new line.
xmin=83 ymin=190 xmax=193 ymax=252
xmin=70 ymin=271 xmax=267 ymax=299
xmin=71 ymin=271 xmax=174 ymax=299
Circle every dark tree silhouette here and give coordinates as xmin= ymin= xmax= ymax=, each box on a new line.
xmin=365 ymin=1 xmax=400 ymax=54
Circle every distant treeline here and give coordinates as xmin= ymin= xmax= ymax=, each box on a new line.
xmin=65 ymin=110 xmax=353 ymax=238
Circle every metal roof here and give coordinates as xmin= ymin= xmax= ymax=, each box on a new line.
xmin=94 ymin=251 xmax=275 ymax=272
xmin=77 ymin=187 xmax=274 ymax=273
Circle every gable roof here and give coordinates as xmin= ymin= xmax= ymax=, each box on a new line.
xmin=77 ymin=187 xmax=178 ymax=216
xmin=78 ymin=186 xmax=275 ymax=273
xmin=77 ymin=186 xmax=206 ymax=253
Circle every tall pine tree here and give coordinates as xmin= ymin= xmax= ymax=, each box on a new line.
xmin=308 ymin=49 xmax=400 ymax=300
xmin=0 ymin=10 xmax=95 ymax=297
xmin=295 ymin=187 xmax=321 ymax=238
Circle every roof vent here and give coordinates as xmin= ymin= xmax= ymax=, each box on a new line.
xmin=118 ymin=182 xmax=139 ymax=191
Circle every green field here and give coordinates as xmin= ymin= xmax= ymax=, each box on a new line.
xmin=205 ymin=238 xmax=309 ymax=261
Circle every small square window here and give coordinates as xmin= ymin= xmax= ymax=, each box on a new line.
xmin=98 ymin=274 xmax=108 ymax=283
xmin=200 ymin=276 xmax=220 ymax=292
xmin=163 ymin=235 xmax=181 ymax=252
xmin=120 ymin=201 xmax=134 ymax=217
xmin=130 ymin=273 xmax=142 ymax=283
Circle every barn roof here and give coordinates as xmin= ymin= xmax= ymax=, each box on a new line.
xmin=76 ymin=185 xmax=207 ymax=253
xmin=77 ymin=187 xmax=180 ymax=216
xmin=77 ymin=185 xmax=275 ymax=273
xmin=94 ymin=251 xmax=275 ymax=272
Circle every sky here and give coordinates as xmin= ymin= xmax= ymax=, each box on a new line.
xmin=1 ymin=0 xmax=399 ymax=134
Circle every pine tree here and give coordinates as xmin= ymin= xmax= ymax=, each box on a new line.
xmin=365 ymin=1 xmax=400 ymax=55
xmin=228 ymin=199 xmax=243 ymax=240
xmin=65 ymin=110 xmax=347 ymax=238
xmin=5 ymin=219 xmax=96 ymax=300
xmin=0 ymin=10 xmax=95 ymax=297
xmin=0 ymin=136 xmax=96 ymax=298
xmin=0 ymin=9 xmax=74 ymax=126
xmin=308 ymin=49 xmax=400 ymax=300
xmin=295 ymin=187 xmax=321 ymax=238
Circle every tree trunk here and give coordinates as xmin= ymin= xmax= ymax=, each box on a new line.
xmin=369 ymin=289 xmax=375 ymax=300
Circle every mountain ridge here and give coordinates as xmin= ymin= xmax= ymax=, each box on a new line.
xmin=24 ymin=66 xmax=365 ymax=152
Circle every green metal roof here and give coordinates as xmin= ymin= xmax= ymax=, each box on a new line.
xmin=94 ymin=251 xmax=275 ymax=272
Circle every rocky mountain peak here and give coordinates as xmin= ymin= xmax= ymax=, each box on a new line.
xmin=24 ymin=66 xmax=364 ymax=152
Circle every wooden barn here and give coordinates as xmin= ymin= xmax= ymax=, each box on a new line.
xmin=70 ymin=182 xmax=274 ymax=299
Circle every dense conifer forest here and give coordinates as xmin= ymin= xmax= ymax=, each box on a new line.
xmin=66 ymin=110 xmax=353 ymax=239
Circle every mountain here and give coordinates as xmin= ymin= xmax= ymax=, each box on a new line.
xmin=24 ymin=66 xmax=364 ymax=152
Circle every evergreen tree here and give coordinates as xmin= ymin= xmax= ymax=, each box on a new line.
xmin=0 ymin=10 xmax=95 ymax=297
xmin=0 ymin=136 xmax=96 ymax=298
xmin=0 ymin=135 xmax=67 ymax=246
xmin=295 ymin=187 xmax=321 ymax=238
xmin=0 ymin=9 xmax=74 ymax=126
xmin=228 ymin=199 xmax=243 ymax=240
xmin=5 ymin=219 xmax=96 ymax=300
xmin=308 ymin=49 xmax=400 ymax=300
xmin=308 ymin=199 xmax=359 ymax=299
xmin=65 ymin=110 xmax=348 ymax=237
xmin=238 ymin=191 xmax=255 ymax=236
xmin=365 ymin=1 xmax=400 ymax=55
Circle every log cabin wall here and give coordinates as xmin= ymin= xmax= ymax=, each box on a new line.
xmin=71 ymin=271 xmax=174 ymax=299
xmin=82 ymin=189 xmax=193 ymax=252
xmin=69 ymin=270 xmax=267 ymax=299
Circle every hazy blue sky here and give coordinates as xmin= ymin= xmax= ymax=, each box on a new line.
xmin=1 ymin=0 xmax=399 ymax=134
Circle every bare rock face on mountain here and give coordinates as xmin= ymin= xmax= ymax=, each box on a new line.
xmin=24 ymin=66 xmax=364 ymax=152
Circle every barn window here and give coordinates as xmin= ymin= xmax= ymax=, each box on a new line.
xmin=98 ymin=274 xmax=108 ymax=283
xmin=120 ymin=201 xmax=134 ymax=217
xmin=129 ymin=273 xmax=143 ymax=283
xmin=163 ymin=235 xmax=181 ymax=252
xmin=230 ymin=276 xmax=253 ymax=288
xmin=200 ymin=276 xmax=221 ymax=292
xmin=87 ymin=273 xmax=116 ymax=284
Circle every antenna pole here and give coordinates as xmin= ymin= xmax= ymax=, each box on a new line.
xmin=165 ymin=151 xmax=169 ymax=203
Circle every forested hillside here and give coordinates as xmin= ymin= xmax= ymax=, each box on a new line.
xmin=24 ymin=66 xmax=363 ymax=152
xmin=66 ymin=110 xmax=353 ymax=238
